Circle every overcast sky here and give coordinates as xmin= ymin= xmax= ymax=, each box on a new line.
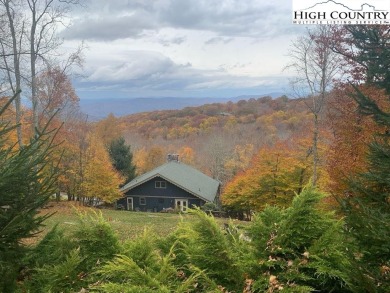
xmin=60 ymin=0 xmax=305 ymax=100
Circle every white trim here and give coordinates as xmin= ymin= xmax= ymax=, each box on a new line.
xmin=139 ymin=197 xmax=146 ymax=205
xmin=175 ymin=199 xmax=189 ymax=212
xmin=126 ymin=197 xmax=133 ymax=211
xmin=155 ymin=180 xmax=167 ymax=189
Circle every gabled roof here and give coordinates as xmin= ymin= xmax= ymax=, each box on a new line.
xmin=121 ymin=161 xmax=220 ymax=202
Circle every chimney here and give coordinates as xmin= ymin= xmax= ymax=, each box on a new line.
xmin=167 ymin=154 xmax=179 ymax=162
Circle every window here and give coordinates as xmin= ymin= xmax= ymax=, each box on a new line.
xmin=155 ymin=181 xmax=167 ymax=189
xmin=139 ymin=197 xmax=146 ymax=205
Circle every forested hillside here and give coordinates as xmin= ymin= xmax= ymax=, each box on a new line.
xmin=94 ymin=84 xmax=389 ymax=214
xmin=98 ymin=96 xmax=313 ymax=183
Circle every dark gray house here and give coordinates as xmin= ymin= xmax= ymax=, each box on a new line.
xmin=116 ymin=156 xmax=220 ymax=212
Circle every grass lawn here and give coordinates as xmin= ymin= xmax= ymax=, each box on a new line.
xmin=28 ymin=201 xmax=240 ymax=245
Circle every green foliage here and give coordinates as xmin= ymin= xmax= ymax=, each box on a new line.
xmin=92 ymin=244 xmax=203 ymax=292
xmin=247 ymin=187 xmax=357 ymax=292
xmin=23 ymin=211 xmax=122 ymax=292
xmin=249 ymin=205 xmax=284 ymax=252
xmin=24 ymin=224 xmax=72 ymax=268
xmin=121 ymin=228 xmax=161 ymax=271
xmin=200 ymin=201 xmax=218 ymax=211
xmin=339 ymin=26 xmax=390 ymax=291
xmin=72 ymin=211 xmax=121 ymax=270
xmin=19 ymin=189 xmax=367 ymax=292
xmin=174 ymin=208 xmax=244 ymax=292
xmin=27 ymin=249 xmax=85 ymax=292
xmin=342 ymin=140 xmax=390 ymax=291
xmin=278 ymin=188 xmax=333 ymax=251
xmin=0 ymin=95 xmax=57 ymax=292
xmin=108 ymin=136 xmax=136 ymax=183
xmin=345 ymin=26 xmax=390 ymax=95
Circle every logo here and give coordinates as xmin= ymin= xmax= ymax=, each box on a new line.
xmin=292 ymin=0 xmax=390 ymax=24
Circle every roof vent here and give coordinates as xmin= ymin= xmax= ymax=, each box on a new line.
xmin=167 ymin=154 xmax=179 ymax=162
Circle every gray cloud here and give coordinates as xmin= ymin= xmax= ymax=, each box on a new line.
xmin=63 ymin=0 xmax=297 ymax=41
xmin=158 ymin=0 xmax=291 ymax=37
xmin=62 ymin=12 xmax=156 ymax=41
xmin=157 ymin=36 xmax=187 ymax=47
xmin=87 ymin=51 xmax=178 ymax=82
xmin=79 ymin=50 xmax=287 ymax=97
xmin=205 ymin=37 xmax=234 ymax=45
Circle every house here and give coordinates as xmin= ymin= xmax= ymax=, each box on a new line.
xmin=116 ymin=154 xmax=220 ymax=212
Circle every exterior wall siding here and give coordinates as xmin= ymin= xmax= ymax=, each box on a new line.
xmin=117 ymin=176 xmax=205 ymax=212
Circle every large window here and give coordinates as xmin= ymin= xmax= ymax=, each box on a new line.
xmin=139 ymin=197 xmax=146 ymax=205
xmin=155 ymin=181 xmax=167 ymax=189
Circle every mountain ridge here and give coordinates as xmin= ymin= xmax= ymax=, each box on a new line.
xmin=80 ymin=93 xmax=286 ymax=120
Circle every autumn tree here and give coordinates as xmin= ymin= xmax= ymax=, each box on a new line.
xmin=287 ymin=26 xmax=341 ymax=186
xmin=55 ymin=111 xmax=89 ymax=201
xmin=95 ymin=113 xmax=122 ymax=146
xmin=35 ymin=66 xmax=79 ymax=125
xmin=326 ymin=85 xmax=388 ymax=195
xmin=0 ymin=0 xmax=83 ymax=141
xmin=134 ymin=146 xmax=165 ymax=174
xmin=178 ymin=146 xmax=195 ymax=165
xmin=33 ymin=66 xmax=83 ymax=201
xmin=81 ymin=133 xmax=123 ymax=204
xmin=26 ymin=0 xmax=82 ymax=134
xmin=108 ymin=136 xmax=136 ymax=184
xmin=222 ymin=141 xmax=311 ymax=215
xmin=224 ymin=143 xmax=254 ymax=177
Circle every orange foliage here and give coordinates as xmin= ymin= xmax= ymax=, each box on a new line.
xmin=222 ymin=140 xmax=311 ymax=211
xmin=0 ymin=97 xmax=18 ymax=147
xmin=326 ymin=84 xmax=389 ymax=196
xmin=82 ymin=133 xmax=123 ymax=202
xmin=178 ymin=146 xmax=195 ymax=165
xmin=134 ymin=146 xmax=166 ymax=174
xmin=118 ymin=96 xmax=311 ymax=143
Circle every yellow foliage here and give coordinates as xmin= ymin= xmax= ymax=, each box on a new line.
xmin=134 ymin=146 xmax=165 ymax=174
xmin=224 ymin=144 xmax=254 ymax=176
xmin=82 ymin=133 xmax=123 ymax=202
xmin=222 ymin=141 xmax=311 ymax=211
xmin=178 ymin=146 xmax=195 ymax=165
xmin=94 ymin=113 xmax=122 ymax=145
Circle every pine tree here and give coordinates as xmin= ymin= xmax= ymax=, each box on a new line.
xmin=335 ymin=26 xmax=390 ymax=291
xmin=108 ymin=136 xmax=136 ymax=184
xmin=0 ymin=95 xmax=57 ymax=291
xmin=342 ymin=100 xmax=390 ymax=290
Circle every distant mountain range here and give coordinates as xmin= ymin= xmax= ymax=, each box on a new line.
xmin=79 ymin=93 xmax=286 ymax=120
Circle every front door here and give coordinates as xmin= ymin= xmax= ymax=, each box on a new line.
xmin=175 ymin=199 xmax=188 ymax=212
xmin=127 ymin=197 xmax=133 ymax=211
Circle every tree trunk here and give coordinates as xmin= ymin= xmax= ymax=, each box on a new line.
xmin=313 ymin=113 xmax=319 ymax=187
xmin=30 ymin=4 xmax=38 ymax=135
xmin=4 ymin=0 xmax=23 ymax=147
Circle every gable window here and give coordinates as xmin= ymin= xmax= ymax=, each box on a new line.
xmin=139 ymin=197 xmax=146 ymax=205
xmin=155 ymin=181 xmax=167 ymax=189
